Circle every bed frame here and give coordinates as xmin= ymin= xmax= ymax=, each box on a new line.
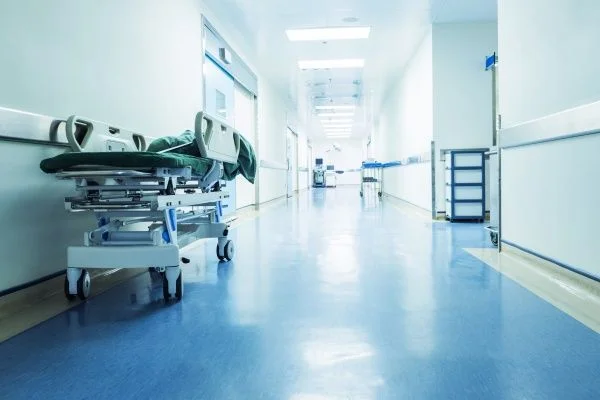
xmin=52 ymin=111 xmax=241 ymax=302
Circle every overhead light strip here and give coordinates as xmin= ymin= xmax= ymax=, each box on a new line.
xmin=315 ymin=105 xmax=356 ymax=110
xmin=286 ymin=27 xmax=371 ymax=41
xmin=299 ymin=59 xmax=365 ymax=70
xmin=318 ymin=112 xmax=355 ymax=117
xmin=320 ymin=119 xmax=354 ymax=123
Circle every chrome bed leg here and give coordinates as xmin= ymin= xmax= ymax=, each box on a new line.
xmin=162 ymin=208 xmax=183 ymax=301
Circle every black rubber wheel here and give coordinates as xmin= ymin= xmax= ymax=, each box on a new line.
xmin=175 ymin=272 xmax=183 ymax=300
xmin=76 ymin=269 xmax=91 ymax=300
xmin=378 ymin=192 xmax=382 ymax=197
xmin=216 ymin=244 xmax=225 ymax=261
xmin=64 ymin=276 xmax=76 ymax=301
xmin=360 ymin=192 xmax=363 ymax=197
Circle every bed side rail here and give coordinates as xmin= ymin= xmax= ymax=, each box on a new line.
xmin=194 ymin=112 xmax=240 ymax=164
xmin=65 ymin=115 xmax=148 ymax=152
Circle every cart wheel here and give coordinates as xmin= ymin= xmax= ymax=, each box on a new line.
xmin=163 ymin=269 xmax=183 ymax=301
xmin=360 ymin=192 xmax=363 ymax=197
xmin=216 ymin=244 xmax=225 ymax=261
xmin=217 ymin=240 xmax=235 ymax=261
xmin=490 ymin=232 xmax=499 ymax=247
xmin=378 ymin=192 xmax=382 ymax=197
xmin=64 ymin=275 xmax=76 ymax=301
xmin=76 ymin=269 xmax=91 ymax=300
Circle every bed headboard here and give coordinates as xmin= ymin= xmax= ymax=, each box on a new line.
xmin=65 ymin=115 xmax=147 ymax=152
xmin=194 ymin=111 xmax=240 ymax=164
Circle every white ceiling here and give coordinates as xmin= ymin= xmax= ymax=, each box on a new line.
xmin=202 ymin=0 xmax=497 ymax=141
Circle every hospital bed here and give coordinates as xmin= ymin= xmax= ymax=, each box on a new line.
xmin=40 ymin=111 xmax=256 ymax=302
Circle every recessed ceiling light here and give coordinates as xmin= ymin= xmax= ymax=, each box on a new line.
xmin=342 ymin=17 xmax=360 ymax=23
xmin=318 ymin=112 xmax=355 ymax=117
xmin=315 ymin=105 xmax=356 ymax=110
xmin=322 ymin=124 xmax=352 ymax=128
xmin=286 ymin=26 xmax=370 ymax=41
xmin=320 ymin=118 xmax=353 ymax=123
xmin=299 ymin=59 xmax=365 ymax=70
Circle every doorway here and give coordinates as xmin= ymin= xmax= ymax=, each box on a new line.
xmin=286 ymin=129 xmax=298 ymax=198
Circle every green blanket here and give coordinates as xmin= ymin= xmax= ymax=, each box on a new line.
xmin=40 ymin=130 xmax=257 ymax=183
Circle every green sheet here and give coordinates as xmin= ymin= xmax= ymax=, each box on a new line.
xmin=39 ymin=151 xmax=213 ymax=177
xmin=147 ymin=130 xmax=257 ymax=183
xmin=40 ymin=130 xmax=257 ymax=183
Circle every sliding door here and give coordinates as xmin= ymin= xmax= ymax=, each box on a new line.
xmin=234 ymin=84 xmax=256 ymax=209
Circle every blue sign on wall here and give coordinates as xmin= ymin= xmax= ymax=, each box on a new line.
xmin=485 ymin=52 xmax=497 ymax=70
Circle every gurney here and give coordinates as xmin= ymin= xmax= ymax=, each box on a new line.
xmin=40 ymin=111 xmax=256 ymax=302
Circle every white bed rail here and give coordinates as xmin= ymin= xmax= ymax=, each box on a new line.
xmin=195 ymin=111 xmax=240 ymax=164
xmin=65 ymin=115 xmax=147 ymax=152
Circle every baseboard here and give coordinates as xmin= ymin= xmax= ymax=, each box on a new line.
xmin=502 ymin=241 xmax=600 ymax=285
xmin=466 ymin=246 xmax=600 ymax=334
xmin=382 ymin=193 xmax=434 ymax=220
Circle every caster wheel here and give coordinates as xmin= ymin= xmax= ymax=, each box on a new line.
xmin=217 ymin=240 xmax=235 ymax=261
xmin=64 ymin=276 xmax=76 ymax=301
xmin=77 ymin=269 xmax=91 ymax=300
xmin=490 ymin=232 xmax=499 ymax=247
xmin=162 ymin=270 xmax=183 ymax=301
xmin=360 ymin=192 xmax=363 ymax=197
xmin=378 ymin=192 xmax=382 ymax=197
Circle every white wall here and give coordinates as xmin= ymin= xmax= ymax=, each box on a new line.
xmin=432 ymin=22 xmax=497 ymax=212
xmin=376 ymin=30 xmax=433 ymax=210
xmin=298 ymin=134 xmax=309 ymax=190
xmin=498 ymin=0 xmax=600 ymax=128
xmin=313 ymin=139 xmax=364 ymax=185
xmin=0 ymin=0 xmax=291 ymax=292
xmin=257 ymin=80 xmax=288 ymax=203
xmin=498 ymin=0 xmax=600 ymax=278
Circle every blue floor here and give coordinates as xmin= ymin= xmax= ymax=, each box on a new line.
xmin=1 ymin=187 xmax=599 ymax=399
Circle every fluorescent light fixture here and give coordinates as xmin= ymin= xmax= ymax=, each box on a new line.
xmin=286 ymin=27 xmax=371 ymax=41
xmin=322 ymin=124 xmax=353 ymax=128
xmin=318 ymin=112 xmax=355 ymax=117
xmin=320 ymin=119 xmax=353 ymax=123
xmin=316 ymin=105 xmax=356 ymax=110
xmin=326 ymin=134 xmax=351 ymax=138
xmin=299 ymin=59 xmax=364 ymax=70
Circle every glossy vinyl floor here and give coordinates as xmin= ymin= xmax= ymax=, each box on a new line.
xmin=1 ymin=187 xmax=599 ymax=399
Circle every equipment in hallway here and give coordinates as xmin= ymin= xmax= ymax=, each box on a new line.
xmin=485 ymin=147 xmax=499 ymax=246
xmin=360 ymin=160 xmax=382 ymax=197
xmin=312 ymin=158 xmax=325 ymax=187
xmin=39 ymin=111 xmax=256 ymax=302
xmin=444 ymin=149 xmax=487 ymax=223
xmin=324 ymin=165 xmax=337 ymax=187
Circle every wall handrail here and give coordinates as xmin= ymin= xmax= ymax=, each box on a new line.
xmin=500 ymin=100 xmax=600 ymax=149
xmin=259 ymin=159 xmax=287 ymax=170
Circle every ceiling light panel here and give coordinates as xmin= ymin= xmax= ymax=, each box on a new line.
xmin=315 ymin=105 xmax=356 ymax=110
xmin=299 ymin=59 xmax=365 ymax=70
xmin=318 ymin=112 xmax=355 ymax=117
xmin=320 ymin=119 xmax=354 ymax=123
xmin=286 ymin=27 xmax=371 ymax=41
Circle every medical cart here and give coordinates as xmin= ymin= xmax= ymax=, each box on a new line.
xmin=360 ymin=161 xmax=382 ymax=197
xmin=444 ymin=149 xmax=487 ymax=222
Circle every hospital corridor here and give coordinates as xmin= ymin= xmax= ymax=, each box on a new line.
xmin=0 ymin=0 xmax=599 ymax=399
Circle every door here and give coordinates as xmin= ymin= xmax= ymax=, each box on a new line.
xmin=204 ymin=56 xmax=236 ymax=215
xmin=286 ymin=130 xmax=293 ymax=198
xmin=234 ymin=83 xmax=256 ymax=209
